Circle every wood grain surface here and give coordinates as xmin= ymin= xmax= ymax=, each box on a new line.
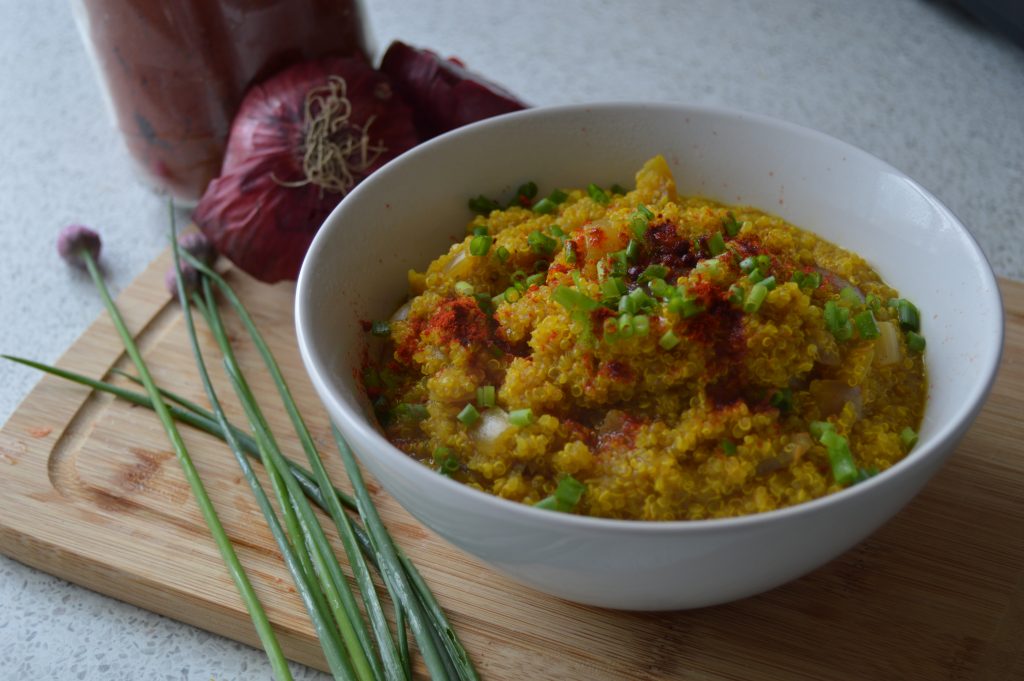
xmin=1 ymin=250 xmax=1021 ymax=680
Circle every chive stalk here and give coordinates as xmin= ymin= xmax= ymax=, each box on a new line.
xmin=69 ymin=234 xmax=293 ymax=681
xmin=170 ymin=228 xmax=355 ymax=681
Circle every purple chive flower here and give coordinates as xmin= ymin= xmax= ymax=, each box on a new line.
xmin=165 ymin=263 xmax=201 ymax=297
xmin=57 ymin=224 xmax=101 ymax=267
xmin=177 ymin=231 xmax=217 ymax=268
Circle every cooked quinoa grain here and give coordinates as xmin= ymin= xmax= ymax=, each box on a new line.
xmin=363 ymin=156 xmax=927 ymax=520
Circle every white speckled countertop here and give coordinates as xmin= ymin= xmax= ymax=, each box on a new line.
xmin=1 ymin=0 xmax=1022 ymax=678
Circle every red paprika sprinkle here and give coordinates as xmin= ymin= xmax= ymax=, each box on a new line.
xmin=425 ymin=296 xmax=491 ymax=346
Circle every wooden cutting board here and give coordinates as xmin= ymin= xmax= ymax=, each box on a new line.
xmin=1 ymin=250 xmax=1022 ymax=680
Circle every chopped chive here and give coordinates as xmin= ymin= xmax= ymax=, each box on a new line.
xmin=743 ymin=282 xmax=769 ymax=313
xmin=821 ymin=429 xmax=857 ymax=486
xmin=748 ymin=268 xmax=766 ymax=284
xmin=625 ymin=239 xmax=641 ymax=262
xmin=571 ymin=270 xmax=583 ymax=289
xmin=525 ymin=272 xmax=545 ymax=287
xmin=610 ymin=183 xmax=628 ymax=195
xmin=370 ymin=321 xmax=391 ymax=337
xmin=608 ymin=250 xmax=628 ymax=277
xmin=649 ymin=278 xmax=674 ymax=299
xmin=633 ymin=314 xmax=650 ymax=336
xmin=854 ymin=310 xmax=880 ymax=339
xmin=659 ymin=329 xmax=680 ymax=350
xmin=617 ymin=313 xmax=635 ymax=338
xmin=532 ymin=197 xmax=557 ymax=214
xmin=809 ymin=420 xmax=833 ymax=440
xmin=563 ymin=240 xmax=577 ymax=264
xmin=900 ymin=427 xmax=919 ymax=450
xmin=739 ymin=257 xmax=757 ymax=273
xmin=601 ymin=276 xmax=626 ymax=302
xmin=770 ymin=388 xmax=793 ymax=413
xmin=722 ymin=439 xmax=738 ymax=456
xmin=515 ymin=181 xmax=538 ymax=201
xmin=549 ymin=225 xmax=566 ymax=240
xmin=469 ymin=234 xmax=492 ymax=256
xmin=587 ymin=183 xmax=610 ymax=204
xmin=457 ymin=403 xmax=480 ymax=426
xmin=865 ymin=294 xmax=881 ymax=311
xmin=553 ymin=285 xmax=600 ymax=312
xmin=548 ymin=188 xmax=569 ymax=205
xmin=439 ymin=455 xmax=460 ymax=476
xmin=473 ymin=292 xmax=494 ymax=314
xmin=855 ymin=466 xmax=879 ymax=484
xmin=728 ymin=284 xmax=745 ymax=306
xmin=824 ymin=300 xmax=853 ymax=340
xmin=639 ymin=264 xmax=669 ymax=284
xmin=791 ymin=270 xmax=806 ymax=286
xmin=527 ymin=230 xmax=558 ymax=255
xmin=630 ymin=214 xmax=649 ymax=239
xmin=602 ymin=316 xmax=620 ymax=339
xmin=503 ymin=285 xmax=521 ymax=302
xmin=694 ymin=258 xmax=722 ymax=278
xmin=708 ymin=232 xmax=727 ymax=256
xmin=755 ymin=254 xmax=771 ymax=271
xmin=454 ymin=281 xmax=475 ymax=296
xmin=534 ymin=475 xmax=585 ymax=512
xmin=760 ymin=275 xmax=777 ymax=290
xmin=637 ymin=205 xmax=654 ymax=220
xmin=668 ymin=295 xmax=703 ymax=318
xmin=627 ymin=287 xmax=654 ymax=311
xmin=723 ymin=212 xmax=742 ymax=237
xmin=495 ymin=245 xmax=510 ymax=263
xmin=395 ymin=403 xmax=429 ymax=421
xmin=476 ymin=385 xmax=496 ymax=408
xmin=509 ymin=408 xmax=535 ymax=427
xmin=839 ymin=286 xmax=862 ymax=306
xmin=432 ymin=446 xmax=451 ymax=465
xmin=801 ymin=271 xmax=822 ymax=290
xmin=469 ymin=195 xmax=500 ymax=215
xmin=906 ymin=331 xmax=926 ymax=354
xmin=472 ymin=225 xmax=489 ymax=236
xmin=896 ymin=299 xmax=920 ymax=332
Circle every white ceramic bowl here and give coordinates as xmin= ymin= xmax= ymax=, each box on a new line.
xmin=296 ymin=103 xmax=1003 ymax=610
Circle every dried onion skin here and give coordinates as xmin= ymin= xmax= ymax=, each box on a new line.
xmin=380 ymin=40 xmax=528 ymax=139
xmin=194 ymin=55 xmax=418 ymax=283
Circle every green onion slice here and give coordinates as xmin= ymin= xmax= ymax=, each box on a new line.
xmin=743 ymin=282 xmax=769 ymax=313
xmin=528 ymin=230 xmax=558 ymax=255
xmin=457 ymin=403 xmax=480 ymax=426
xmin=534 ymin=475 xmax=586 ymax=512
xmin=587 ymin=183 xmax=610 ymax=204
xmin=906 ymin=331 xmax=926 ymax=354
xmin=708 ymin=232 xmax=727 ymax=256
xmin=477 ymin=385 xmax=496 ymax=408
xmin=532 ymin=197 xmax=557 ymax=214
xmin=508 ymin=408 xmax=535 ymax=427
xmin=469 ymin=234 xmax=492 ymax=256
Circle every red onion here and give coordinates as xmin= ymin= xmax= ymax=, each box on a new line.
xmin=380 ymin=41 xmax=528 ymax=139
xmin=193 ymin=55 xmax=419 ymax=283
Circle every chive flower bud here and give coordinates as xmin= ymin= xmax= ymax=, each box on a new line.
xmin=177 ymin=231 xmax=217 ymax=267
xmin=57 ymin=224 xmax=101 ymax=267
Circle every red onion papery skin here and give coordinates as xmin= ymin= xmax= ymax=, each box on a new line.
xmin=380 ymin=40 xmax=529 ymax=140
xmin=193 ymin=55 xmax=419 ymax=283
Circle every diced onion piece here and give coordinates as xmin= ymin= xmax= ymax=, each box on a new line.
xmin=874 ymin=320 xmax=901 ymax=366
xmin=390 ymin=301 xmax=411 ymax=322
xmin=473 ymin=408 xmax=509 ymax=443
xmin=809 ymin=380 xmax=863 ymax=418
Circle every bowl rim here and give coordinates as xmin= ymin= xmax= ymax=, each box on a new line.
xmin=296 ymin=101 xmax=1005 ymax=536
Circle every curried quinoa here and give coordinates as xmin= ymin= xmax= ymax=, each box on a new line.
xmin=361 ymin=156 xmax=927 ymax=520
